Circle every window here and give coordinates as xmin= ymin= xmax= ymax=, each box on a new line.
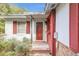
xmin=18 ymin=22 xmax=26 ymax=33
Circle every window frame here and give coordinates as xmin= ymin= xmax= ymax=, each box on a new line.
xmin=17 ymin=21 xmax=26 ymax=34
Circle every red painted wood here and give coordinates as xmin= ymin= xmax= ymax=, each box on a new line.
xmin=47 ymin=10 xmax=56 ymax=56
xmin=26 ymin=21 xmax=30 ymax=34
xmin=47 ymin=18 xmax=50 ymax=43
xmin=36 ymin=22 xmax=43 ymax=40
xmin=69 ymin=3 xmax=79 ymax=52
xmin=50 ymin=10 xmax=56 ymax=56
xmin=13 ymin=21 xmax=17 ymax=34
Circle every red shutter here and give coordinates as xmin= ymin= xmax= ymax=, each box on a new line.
xmin=13 ymin=21 xmax=17 ymax=34
xmin=26 ymin=21 xmax=30 ymax=34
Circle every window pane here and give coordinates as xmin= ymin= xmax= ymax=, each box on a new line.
xmin=18 ymin=22 xmax=26 ymax=33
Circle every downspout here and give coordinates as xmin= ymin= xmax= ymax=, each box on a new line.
xmin=30 ymin=15 xmax=32 ymax=44
xmin=50 ymin=4 xmax=58 ymax=10
xmin=45 ymin=4 xmax=58 ymax=13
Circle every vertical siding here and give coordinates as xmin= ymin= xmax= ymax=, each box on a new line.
xmin=69 ymin=3 xmax=79 ymax=52
xmin=5 ymin=19 xmax=13 ymax=35
xmin=56 ymin=4 xmax=69 ymax=46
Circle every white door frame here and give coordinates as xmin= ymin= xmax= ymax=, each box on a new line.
xmin=32 ymin=19 xmax=47 ymax=42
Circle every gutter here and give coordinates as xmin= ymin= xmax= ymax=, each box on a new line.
xmin=45 ymin=3 xmax=58 ymax=13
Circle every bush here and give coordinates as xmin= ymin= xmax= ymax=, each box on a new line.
xmin=0 ymin=51 xmax=16 ymax=56
xmin=15 ymin=43 xmax=30 ymax=56
xmin=0 ymin=39 xmax=16 ymax=56
xmin=5 ymin=51 xmax=16 ymax=56
xmin=23 ymin=37 xmax=32 ymax=47
xmin=0 ymin=51 xmax=6 ymax=56
xmin=0 ymin=38 xmax=18 ymax=52
xmin=15 ymin=44 xmax=25 ymax=56
xmin=7 ymin=39 xmax=18 ymax=51
xmin=0 ymin=38 xmax=32 ymax=56
xmin=0 ymin=40 xmax=8 ymax=52
xmin=23 ymin=37 xmax=29 ymax=43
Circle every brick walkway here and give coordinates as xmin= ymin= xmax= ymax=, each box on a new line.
xmin=30 ymin=41 xmax=51 ymax=56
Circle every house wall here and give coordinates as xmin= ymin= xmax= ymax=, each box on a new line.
xmin=69 ymin=4 xmax=79 ymax=53
xmin=5 ymin=19 xmax=13 ymax=35
xmin=5 ymin=18 xmax=47 ymax=41
xmin=56 ymin=4 xmax=69 ymax=47
xmin=4 ymin=18 xmax=31 ymax=40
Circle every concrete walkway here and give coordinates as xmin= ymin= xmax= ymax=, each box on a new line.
xmin=30 ymin=40 xmax=51 ymax=56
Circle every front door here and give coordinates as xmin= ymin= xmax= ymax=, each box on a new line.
xmin=36 ymin=22 xmax=43 ymax=40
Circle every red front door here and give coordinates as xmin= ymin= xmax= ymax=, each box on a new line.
xmin=36 ymin=22 xmax=43 ymax=40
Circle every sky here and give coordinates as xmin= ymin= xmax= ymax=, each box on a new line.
xmin=15 ymin=3 xmax=45 ymax=12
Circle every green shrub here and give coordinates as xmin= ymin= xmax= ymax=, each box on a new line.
xmin=23 ymin=37 xmax=28 ymax=43
xmin=15 ymin=43 xmax=30 ymax=56
xmin=0 ymin=51 xmax=6 ymax=56
xmin=0 ymin=38 xmax=32 ymax=56
xmin=5 ymin=51 xmax=16 ymax=56
xmin=0 ymin=44 xmax=4 ymax=52
xmin=23 ymin=37 xmax=31 ymax=43
xmin=0 ymin=38 xmax=19 ymax=52
xmin=0 ymin=51 xmax=16 ymax=56
xmin=23 ymin=37 xmax=32 ymax=48
xmin=7 ymin=39 xmax=17 ymax=51
xmin=0 ymin=40 xmax=8 ymax=52
xmin=15 ymin=44 xmax=25 ymax=56
xmin=15 ymin=44 xmax=24 ymax=52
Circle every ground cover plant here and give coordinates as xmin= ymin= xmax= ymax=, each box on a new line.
xmin=0 ymin=37 xmax=32 ymax=56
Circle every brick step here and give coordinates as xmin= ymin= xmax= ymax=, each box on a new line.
xmin=30 ymin=50 xmax=50 ymax=56
xmin=32 ymin=43 xmax=49 ymax=50
xmin=32 ymin=47 xmax=49 ymax=50
xmin=30 ymin=52 xmax=51 ymax=56
xmin=32 ymin=50 xmax=49 ymax=53
xmin=30 ymin=41 xmax=51 ymax=56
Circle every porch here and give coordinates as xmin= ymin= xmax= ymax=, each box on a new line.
xmin=0 ymin=12 xmax=76 ymax=56
xmin=30 ymin=40 xmax=51 ymax=56
xmin=0 ymin=3 xmax=79 ymax=56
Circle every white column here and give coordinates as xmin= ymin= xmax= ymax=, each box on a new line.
xmin=32 ymin=20 xmax=36 ymax=41
xmin=43 ymin=21 xmax=47 ymax=41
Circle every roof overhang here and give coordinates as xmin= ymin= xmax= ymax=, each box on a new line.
xmin=0 ymin=12 xmax=46 ymax=19
xmin=45 ymin=3 xmax=58 ymax=18
xmin=45 ymin=3 xmax=58 ymax=12
xmin=0 ymin=15 xmax=27 ymax=19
